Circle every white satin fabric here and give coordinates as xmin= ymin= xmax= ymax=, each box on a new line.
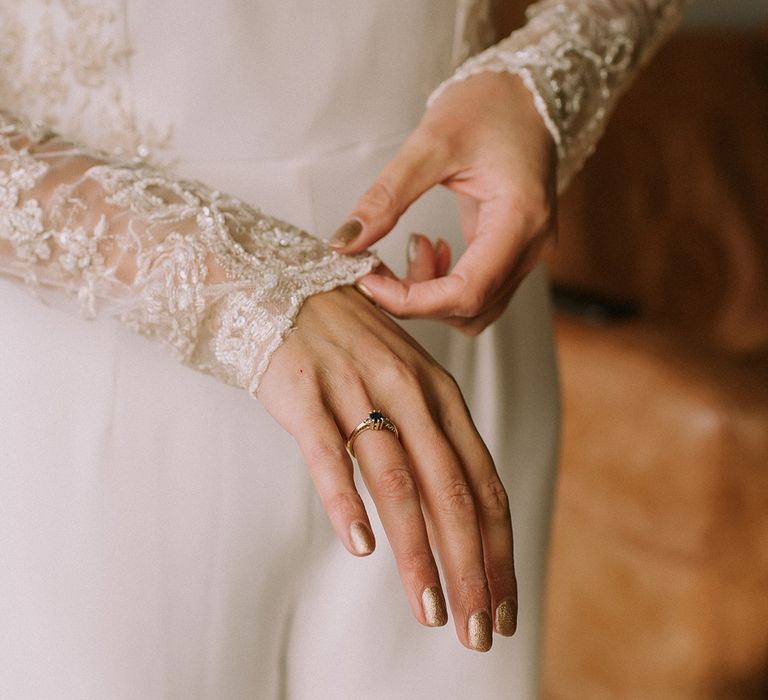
xmin=0 ymin=2 xmax=559 ymax=698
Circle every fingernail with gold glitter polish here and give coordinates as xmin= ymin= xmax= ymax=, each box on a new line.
xmin=330 ymin=219 xmax=363 ymax=248
xmin=495 ymin=598 xmax=518 ymax=636
xmin=350 ymin=521 xmax=374 ymax=556
xmin=468 ymin=610 xmax=492 ymax=652
xmin=422 ymin=586 xmax=448 ymax=627
xmin=355 ymin=282 xmax=374 ymax=301
xmin=407 ymin=233 xmax=419 ymax=264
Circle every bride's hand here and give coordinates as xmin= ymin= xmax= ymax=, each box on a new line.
xmin=257 ymin=285 xmax=517 ymax=651
xmin=330 ymin=71 xmax=557 ymax=335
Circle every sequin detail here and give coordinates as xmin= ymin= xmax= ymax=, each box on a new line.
xmin=0 ymin=0 xmax=171 ymax=163
xmin=0 ymin=114 xmax=376 ymax=393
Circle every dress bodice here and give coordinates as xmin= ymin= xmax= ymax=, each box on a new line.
xmin=0 ymin=0 xmax=478 ymax=164
xmin=127 ymin=1 xmax=459 ymax=163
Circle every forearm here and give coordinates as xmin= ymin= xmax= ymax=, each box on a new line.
xmin=0 ymin=111 xmax=376 ymax=394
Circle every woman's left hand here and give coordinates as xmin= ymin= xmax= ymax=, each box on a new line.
xmin=330 ymin=71 xmax=557 ymax=335
xmin=258 ymin=285 xmax=518 ymax=651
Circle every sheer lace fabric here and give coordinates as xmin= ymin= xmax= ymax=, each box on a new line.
xmin=431 ymin=0 xmax=691 ymax=192
xmin=0 ymin=0 xmax=172 ymax=163
xmin=0 ymin=113 xmax=376 ymax=394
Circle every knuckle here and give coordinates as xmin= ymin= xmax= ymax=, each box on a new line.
xmin=306 ymin=440 xmax=348 ymax=470
xmin=378 ymin=356 xmax=421 ymax=389
xmin=434 ymin=366 xmax=461 ymax=397
xmin=476 ymin=477 xmax=510 ymax=517
xmin=456 ymin=288 xmax=486 ymax=318
xmin=453 ymin=571 xmax=489 ymax=601
xmin=400 ymin=548 xmax=436 ymax=579
xmin=434 ymin=479 xmax=476 ymax=516
xmin=375 ymin=467 xmax=418 ymax=502
xmin=326 ymin=490 xmax=363 ymax=518
xmin=511 ymin=187 xmax=555 ymax=234
xmin=485 ymin=560 xmax=517 ymax=590
xmin=360 ymin=180 xmax=398 ymax=216
xmin=323 ymin=358 xmax=366 ymax=395
xmin=330 ymin=356 xmax=360 ymax=385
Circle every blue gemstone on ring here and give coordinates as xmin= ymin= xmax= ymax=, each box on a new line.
xmin=369 ymin=411 xmax=384 ymax=422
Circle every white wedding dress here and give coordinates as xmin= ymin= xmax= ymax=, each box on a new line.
xmin=0 ymin=1 xmax=687 ymax=698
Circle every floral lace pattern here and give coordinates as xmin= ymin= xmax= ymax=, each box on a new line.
xmin=0 ymin=0 xmax=376 ymax=398
xmin=431 ymin=0 xmax=690 ymax=192
xmin=0 ymin=114 xmax=376 ymax=393
xmin=0 ymin=0 xmax=171 ymax=163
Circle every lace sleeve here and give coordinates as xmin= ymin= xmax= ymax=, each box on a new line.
xmin=0 ymin=112 xmax=376 ymax=395
xmin=430 ymin=0 xmax=690 ymax=192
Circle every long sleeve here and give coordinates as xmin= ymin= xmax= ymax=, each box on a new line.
xmin=430 ymin=0 xmax=691 ymax=192
xmin=0 ymin=112 xmax=376 ymax=395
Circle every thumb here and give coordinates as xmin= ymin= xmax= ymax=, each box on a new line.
xmin=329 ymin=132 xmax=449 ymax=253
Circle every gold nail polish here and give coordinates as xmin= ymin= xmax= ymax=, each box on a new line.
xmin=350 ymin=521 xmax=374 ymax=555
xmin=355 ymin=282 xmax=374 ymax=301
xmin=468 ymin=610 xmax=492 ymax=652
xmin=407 ymin=233 xmax=418 ymax=264
xmin=495 ymin=598 xmax=517 ymax=636
xmin=330 ymin=219 xmax=363 ymax=248
xmin=422 ymin=586 xmax=448 ymax=627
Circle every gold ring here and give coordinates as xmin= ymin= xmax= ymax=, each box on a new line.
xmin=345 ymin=410 xmax=400 ymax=460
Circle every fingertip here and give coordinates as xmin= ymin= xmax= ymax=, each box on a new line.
xmin=328 ymin=217 xmax=394 ymax=255
xmin=355 ymin=281 xmax=375 ymax=303
xmin=342 ymin=182 xmax=406 ymax=252
xmin=494 ymin=597 xmax=518 ymax=637
xmin=349 ymin=520 xmax=376 ymax=556
xmin=422 ymin=585 xmax=449 ymax=627
xmin=406 ymin=233 xmax=440 ymax=283
xmin=467 ymin=610 xmax=493 ymax=652
xmin=353 ymin=275 xmax=406 ymax=315
xmin=329 ymin=218 xmax=364 ymax=249
xmin=355 ymin=271 xmax=396 ymax=295
xmin=354 ymin=271 xmax=397 ymax=307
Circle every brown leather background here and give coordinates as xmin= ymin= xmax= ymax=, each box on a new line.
xmin=541 ymin=29 xmax=768 ymax=700
xmin=550 ymin=31 xmax=768 ymax=356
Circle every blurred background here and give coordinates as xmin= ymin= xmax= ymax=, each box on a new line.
xmin=497 ymin=2 xmax=768 ymax=698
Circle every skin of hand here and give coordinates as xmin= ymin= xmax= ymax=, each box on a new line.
xmin=330 ymin=71 xmax=558 ymax=335
xmin=258 ymin=285 xmax=518 ymax=651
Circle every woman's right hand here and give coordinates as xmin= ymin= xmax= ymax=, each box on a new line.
xmin=258 ymin=285 xmax=517 ymax=652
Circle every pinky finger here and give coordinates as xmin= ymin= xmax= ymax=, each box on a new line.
xmin=292 ymin=407 xmax=376 ymax=557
